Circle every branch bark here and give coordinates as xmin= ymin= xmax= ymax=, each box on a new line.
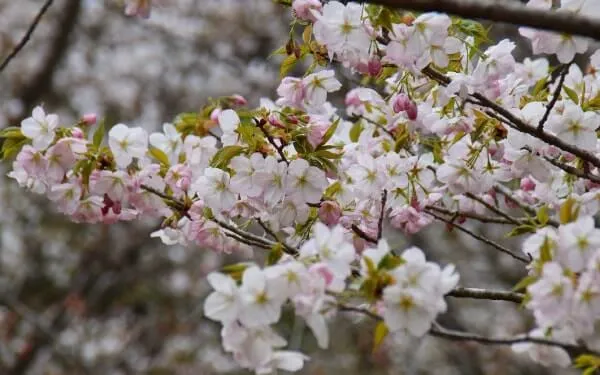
xmin=0 ymin=0 xmax=54 ymax=74
xmin=369 ymin=0 xmax=600 ymax=41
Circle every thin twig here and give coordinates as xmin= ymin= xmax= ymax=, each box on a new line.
xmin=0 ymin=0 xmax=54 ymax=73
xmin=446 ymin=287 xmax=524 ymax=304
xmin=423 ymin=65 xmax=600 ymax=170
xmin=377 ymin=190 xmax=387 ymax=240
xmin=337 ymin=303 xmax=597 ymax=355
xmin=357 ymin=115 xmax=395 ymax=139
xmin=465 ymin=193 xmax=523 ymax=226
xmin=351 ymin=224 xmax=378 ymax=244
xmin=371 ymin=0 xmax=600 ymax=41
xmin=425 ymin=205 xmax=519 ymax=225
xmin=256 ymin=119 xmax=289 ymax=164
xmin=222 ymin=231 xmax=271 ymax=250
xmin=257 ymin=218 xmax=298 ymax=255
xmin=538 ymin=63 xmax=569 ymax=131
xmin=425 ymin=209 xmax=529 ymax=263
xmin=541 ymin=153 xmax=600 ymax=184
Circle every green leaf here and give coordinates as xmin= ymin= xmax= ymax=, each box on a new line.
xmin=536 ymin=205 xmax=549 ymax=226
xmin=280 ymin=54 xmax=297 ymax=78
xmin=0 ymin=126 xmax=24 ymax=139
xmin=373 ymin=321 xmax=388 ymax=352
xmin=267 ymin=243 xmax=284 ymax=265
xmin=559 ymin=197 xmax=579 ymax=224
xmin=512 ymin=275 xmax=537 ymax=292
xmin=302 ymin=24 xmax=312 ymax=45
xmin=378 ymin=254 xmax=405 ymax=270
xmin=221 ymin=262 xmax=251 ymax=282
xmin=210 ymin=145 xmax=245 ymax=169
xmin=349 ymin=121 xmax=364 ymax=143
xmin=563 ymin=86 xmax=579 ymax=104
xmin=1 ymin=138 xmax=29 ymax=160
xmin=93 ymin=120 xmax=105 ymax=148
xmin=362 ymin=256 xmax=377 ymax=276
xmin=149 ymin=147 xmax=170 ymax=166
xmin=506 ymin=224 xmax=536 ymax=237
xmin=317 ymin=118 xmax=339 ymax=148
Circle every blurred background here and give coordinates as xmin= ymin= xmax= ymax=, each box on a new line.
xmin=0 ymin=0 xmax=577 ymax=374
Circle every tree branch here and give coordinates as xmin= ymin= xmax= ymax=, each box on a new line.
xmin=351 ymin=224 xmax=378 ymax=244
xmin=0 ymin=0 xmax=54 ymax=74
xmin=424 ymin=65 xmax=600 ymax=173
xmin=446 ymin=287 xmax=524 ymax=304
xmin=368 ymin=0 xmax=600 ymax=41
xmin=425 ymin=205 xmax=520 ymax=225
xmin=538 ymin=64 xmax=569 ymax=131
xmin=377 ymin=190 xmax=387 ymax=240
xmin=337 ymin=304 xmax=598 ymax=355
xmin=425 ymin=209 xmax=529 ymax=263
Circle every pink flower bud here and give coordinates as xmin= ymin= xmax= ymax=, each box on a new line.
xmin=406 ymin=101 xmax=418 ymax=120
xmin=210 ymin=108 xmax=222 ymax=123
xmin=345 ymin=90 xmax=362 ymax=107
xmin=268 ymin=113 xmax=285 ymax=129
xmin=292 ymin=0 xmax=322 ymax=21
xmin=309 ymin=263 xmax=334 ymax=287
xmin=504 ymin=195 xmax=519 ymax=209
xmin=368 ymin=57 xmax=382 ymax=77
xmin=81 ymin=113 xmax=97 ymax=126
xmin=230 ymin=94 xmax=247 ymax=106
xmin=307 ymin=120 xmax=330 ymax=148
xmin=71 ymin=127 xmax=84 ymax=139
xmin=318 ymin=201 xmax=342 ymax=226
xmin=520 ymin=177 xmax=536 ymax=192
xmin=392 ymin=93 xmax=410 ymax=113
xmin=353 ymin=236 xmax=368 ymax=253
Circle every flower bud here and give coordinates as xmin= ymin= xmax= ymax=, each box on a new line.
xmin=309 ymin=263 xmax=334 ymax=287
xmin=81 ymin=113 xmax=97 ymax=126
xmin=230 ymin=94 xmax=247 ymax=106
xmin=307 ymin=120 xmax=330 ymax=148
xmin=210 ymin=108 xmax=222 ymax=123
xmin=345 ymin=90 xmax=362 ymax=107
xmin=268 ymin=113 xmax=285 ymax=129
xmin=71 ymin=127 xmax=84 ymax=139
xmin=406 ymin=100 xmax=418 ymax=120
xmin=368 ymin=56 xmax=382 ymax=77
xmin=318 ymin=201 xmax=342 ymax=226
xmin=392 ymin=93 xmax=410 ymax=114
xmin=292 ymin=0 xmax=322 ymax=22
xmin=520 ymin=177 xmax=536 ymax=192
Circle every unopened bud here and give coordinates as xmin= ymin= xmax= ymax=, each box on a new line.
xmin=81 ymin=113 xmax=97 ymax=126
xmin=210 ymin=108 xmax=222 ymax=123
xmin=318 ymin=200 xmax=342 ymax=226
xmin=392 ymin=93 xmax=410 ymax=114
xmin=368 ymin=57 xmax=382 ymax=77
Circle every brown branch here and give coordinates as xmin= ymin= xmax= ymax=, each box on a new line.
xmin=337 ymin=303 xmax=597 ymax=355
xmin=541 ymin=153 xmax=600 ymax=184
xmin=446 ymin=287 xmax=524 ymax=304
xmin=424 ymin=65 xmax=600 ymax=173
xmin=538 ymin=64 xmax=569 ymax=131
xmin=18 ymin=0 xmax=82 ymax=113
xmin=256 ymin=119 xmax=289 ymax=164
xmin=0 ymin=0 xmax=54 ymax=74
xmin=425 ymin=205 xmax=519 ymax=225
xmin=465 ymin=192 xmax=522 ymax=226
xmin=370 ymin=0 xmax=600 ymax=41
xmin=425 ymin=209 xmax=529 ymax=263
xmin=377 ymin=190 xmax=387 ymax=240
xmin=351 ymin=224 xmax=378 ymax=244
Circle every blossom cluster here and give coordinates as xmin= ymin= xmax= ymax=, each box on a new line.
xmin=5 ymin=0 xmax=600 ymax=372
xmin=517 ymin=216 xmax=600 ymax=366
xmin=202 ymin=228 xmax=457 ymax=373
